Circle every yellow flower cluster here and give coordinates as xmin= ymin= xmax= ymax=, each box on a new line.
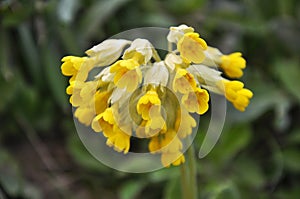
xmin=61 ymin=25 xmax=253 ymax=167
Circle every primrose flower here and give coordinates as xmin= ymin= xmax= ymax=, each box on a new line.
xmin=110 ymin=59 xmax=142 ymax=92
xmin=220 ymin=52 xmax=246 ymax=78
xmin=177 ymin=32 xmax=207 ymax=64
xmin=202 ymin=47 xmax=247 ymax=79
xmin=219 ymin=80 xmax=253 ymax=111
xmin=173 ymin=68 xmax=197 ymax=94
xmin=61 ymin=24 xmax=253 ymax=167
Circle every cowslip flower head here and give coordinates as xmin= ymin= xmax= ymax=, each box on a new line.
xmin=61 ymin=24 xmax=253 ymax=168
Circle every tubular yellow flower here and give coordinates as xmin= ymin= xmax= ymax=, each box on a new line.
xmin=74 ymin=107 xmax=95 ymax=126
xmin=136 ymin=119 xmax=166 ymax=138
xmin=94 ymin=90 xmax=111 ymax=115
xmin=220 ymin=52 xmax=246 ymax=78
xmin=137 ymin=90 xmax=161 ymax=120
xmin=173 ymin=68 xmax=197 ymax=94
xmin=221 ymin=80 xmax=253 ymax=111
xmin=181 ymin=87 xmax=209 ymax=115
xmin=161 ymin=152 xmax=185 ymax=167
xmin=110 ymin=59 xmax=142 ymax=92
xmin=106 ymin=125 xmax=131 ymax=154
xmin=177 ymin=32 xmax=207 ymax=64
xmin=175 ymin=109 xmax=197 ymax=139
xmin=61 ymin=56 xmax=86 ymax=76
xmin=91 ymin=107 xmax=115 ymax=137
xmin=61 ymin=56 xmax=94 ymax=83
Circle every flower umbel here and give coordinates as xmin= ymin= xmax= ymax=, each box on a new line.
xmin=61 ymin=24 xmax=253 ymax=167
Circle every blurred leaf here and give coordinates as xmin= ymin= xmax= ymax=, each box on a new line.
xmin=79 ymin=0 xmax=131 ymax=39
xmin=283 ymin=148 xmax=300 ymax=173
xmin=234 ymin=158 xmax=265 ymax=189
xmin=2 ymin=2 xmax=34 ymax=27
xmin=148 ymin=167 xmax=180 ymax=183
xmin=163 ymin=177 xmax=181 ymax=199
xmin=287 ymin=128 xmax=300 ymax=145
xmin=273 ymin=59 xmax=300 ymax=102
xmin=18 ymin=23 xmax=41 ymax=84
xmin=67 ymin=134 xmax=110 ymax=172
xmin=0 ymin=148 xmax=21 ymax=196
xmin=207 ymin=124 xmax=252 ymax=164
xmin=57 ymin=0 xmax=80 ymax=24
xmin=41 ymin=44 xmax=68 ymax=111
xmin=119 ymin=181 xmax=145 ymax=199
xmin=203 ymin=181 xmax=240 ymax=199
xmin=164 ymin=0 xmax=206 ymax=15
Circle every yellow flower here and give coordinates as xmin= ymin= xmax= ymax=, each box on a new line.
xmin=177 ymin=32 xmax=207 ymax=64
xmin=181 ymin=87 xmax=209 ymax=114
xmin=148 ymin=130 xmax=185 ymax=167
xmin=110 ymin=59 xmax=142 ymax=92
xmin=136 ymin=90 xmax=161 ymax=120
xmin=148 ymin=130 xmax=182 ymax=153
xmin=67 ymin=81 xmax=85 ymax=107
xmin=220 ymin=80 xmax=253 ymax=111
xmin=94 ymin=90 xmax=111 ymax=115
xmin=160 ymin=130 xmax=183 ymax=153
xmin=91 ymin=107 xmax=115 ymax=137
xmin=174 ymin=109 xmax=197 ymax=139
xmin=74 ymin=107 xmax=95 ymax=126
xmin=136 ymin=119 xmax=165 ymax=138
xmin=173 ymin=68 xmax=197 ymax=94
xmin=161 ymin=152 xmax=185 ymax=167
xmin=220 ymin=52 xmax=246 ymax=78
xmin=61 ymin=56 xmax=93 ymax=82
xmin=106 ymin=125 xmax=131 ymax=154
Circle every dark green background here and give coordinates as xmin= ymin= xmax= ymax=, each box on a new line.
xmin=0 ymin=0 xmax=300 ymax=198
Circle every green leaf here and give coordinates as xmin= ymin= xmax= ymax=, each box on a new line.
xmin=41 ymin=44 xmax=68 ymax=111
xmin=79 ymin=0 xmax=131 ymax=39
xmin=207 ymin=124 xmax=252 ymax=164
xmin=67 ymin=134 xmax=110 ymax=172
xmin=283 ymin=148 xmax=300 ymax=173
xmin=163 ymin=177 xmax=181 ymax=199
xmin=119 ymin=181 xmax=145 ymax=199
xmin=18 ymin=23 xmax=41 ymax=84
xmin=273 ymin=59 xmax=300 ymax=102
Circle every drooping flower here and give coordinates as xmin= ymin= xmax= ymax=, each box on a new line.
xmin=177 ymin=32 xmax=207 ymax=64
xmin=110 ymin=59 xmax=142 ymax=92
xmin=181 ymin=87 xmax=209 ymax=115
xmin=173 ymin=68 xmax=197 ymax=94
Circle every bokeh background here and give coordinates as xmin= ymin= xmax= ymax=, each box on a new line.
xmin=1 ymin=0 xmax=300 ymax=198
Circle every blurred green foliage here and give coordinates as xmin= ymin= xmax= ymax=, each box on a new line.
xmin=0 ymin=0 xmax=300 ymax=198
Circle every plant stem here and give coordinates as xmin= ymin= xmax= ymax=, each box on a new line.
xmin=188 ymin=145 xmax=197 ymax=199
xmin=180 ymin=144 xmax=198 ymax=199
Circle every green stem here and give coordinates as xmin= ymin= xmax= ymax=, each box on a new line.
xmin=188 ymin=145 xmax=197 ymax=199
xmin=180 ymin=144 xmax=198 ymax=199
xmin=152 ymin=49 xmax=162 ymax=62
